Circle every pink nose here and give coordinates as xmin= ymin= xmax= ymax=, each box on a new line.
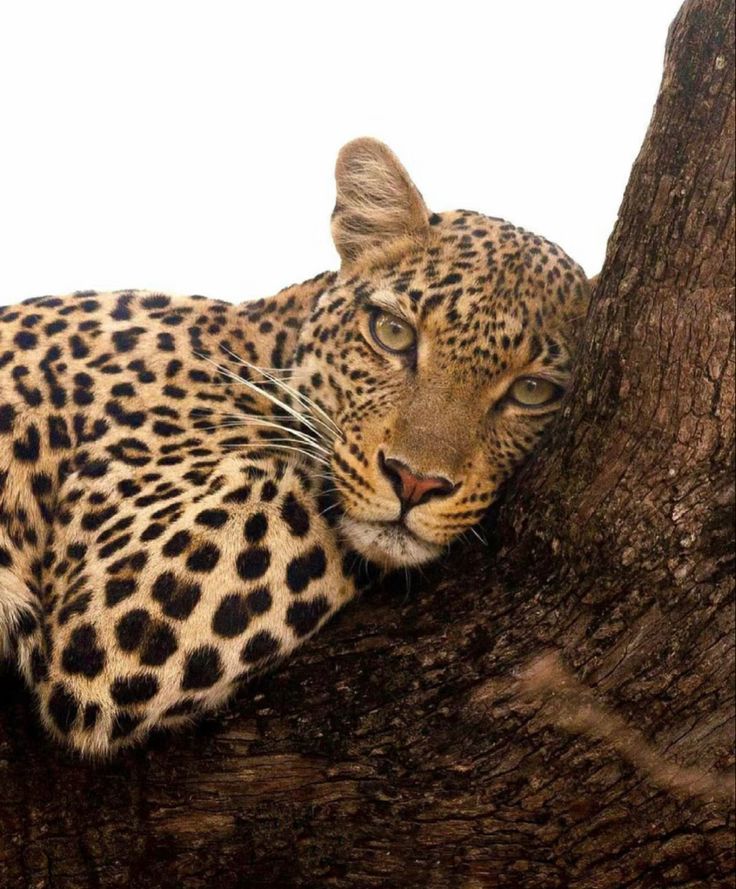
xmin=379 ymin=453 xmax=455 ymax=510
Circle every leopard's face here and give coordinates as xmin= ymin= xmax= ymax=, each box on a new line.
xmin=293 ymin=140 xmax=589 ymax=569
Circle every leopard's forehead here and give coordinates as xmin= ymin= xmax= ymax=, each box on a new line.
xmin=375 ymin=210 xmax=583 ymax=308
xmin=322 ymin=209 xmax=587 ymax=376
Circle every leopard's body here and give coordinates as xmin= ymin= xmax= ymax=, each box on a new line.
xmin=0 ymin=140 xmax=589 ymax=754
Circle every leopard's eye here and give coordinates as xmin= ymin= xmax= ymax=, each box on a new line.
xmin=507 ymin=377 xmax=562 ymax=407
xmin=370 ymin=310 xmax=416 ymax=354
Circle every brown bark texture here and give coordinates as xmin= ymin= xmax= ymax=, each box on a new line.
xmin=1 ymin=1 xmax=734 ymax=886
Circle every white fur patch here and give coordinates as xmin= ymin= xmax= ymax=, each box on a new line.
xmin=339 ymin=516 xmax=440 ymax=568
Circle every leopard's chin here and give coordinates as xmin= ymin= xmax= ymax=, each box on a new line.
xmin=339 ymin=516 xmax=442 ymax=569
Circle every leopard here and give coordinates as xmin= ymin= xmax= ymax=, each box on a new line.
xmin=0 ymin=138 xmax=590 ymax=756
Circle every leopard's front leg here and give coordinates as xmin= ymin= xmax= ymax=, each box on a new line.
xmin=28 ymin=452 xmax=355 ymax=756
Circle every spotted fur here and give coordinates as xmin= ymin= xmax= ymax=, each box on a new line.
xmin=0 ymin=139 xmax=589 ymax=754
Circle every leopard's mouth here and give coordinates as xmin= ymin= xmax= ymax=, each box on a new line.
xmin=338 ymin=515 xmax=442 ymax=569
xmin=318 ymin=471 xmax=443 ymax=568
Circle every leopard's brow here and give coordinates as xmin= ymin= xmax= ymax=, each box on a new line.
xmin=366 ymin=290 xmax=415 ymax=323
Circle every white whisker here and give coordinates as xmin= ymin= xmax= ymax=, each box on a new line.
xmin=214 ymin=433 xmax=328 ymax=456
xmin=204 ymin=416 xmax=333 ymax=456
xmin=218 ymin=346 xmax=343 ymax=440
xmin=195 ymin=351 xmax=330 ymax=444
xmin=217 ymin=442 xmax=330 ymax=467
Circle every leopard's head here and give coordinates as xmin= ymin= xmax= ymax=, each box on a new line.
xmin=293 ymin=138 xmax=590 ymax=569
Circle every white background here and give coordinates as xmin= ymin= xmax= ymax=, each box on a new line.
xmin=0 ymin=1 xmax=683 ymax=305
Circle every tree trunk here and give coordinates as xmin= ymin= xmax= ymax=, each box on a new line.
xmin=1 ymin=1 xmax=733 ymax=886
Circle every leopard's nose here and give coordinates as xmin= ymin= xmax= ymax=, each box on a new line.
xmin=379 ymin=452 xmax=456 ymax=511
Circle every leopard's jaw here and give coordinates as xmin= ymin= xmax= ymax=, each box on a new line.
xmin=339 ymin=516 xmax=442 ymax=569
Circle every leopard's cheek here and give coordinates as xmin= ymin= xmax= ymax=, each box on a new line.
xmin=483 ymin=405 xmax=558 ymax=481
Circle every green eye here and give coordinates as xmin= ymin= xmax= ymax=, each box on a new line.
xmin=508 ymin=377 xmax=562 ymax=407
xmin=370 ymin=310 xmax=416 ymax=354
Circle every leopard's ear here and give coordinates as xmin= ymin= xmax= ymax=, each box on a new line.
xmin=331 ymin=138 xmax=430 ymax=266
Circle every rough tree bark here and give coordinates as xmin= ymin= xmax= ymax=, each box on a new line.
xmin=1 ymin=1 xmax=733 ymax=886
